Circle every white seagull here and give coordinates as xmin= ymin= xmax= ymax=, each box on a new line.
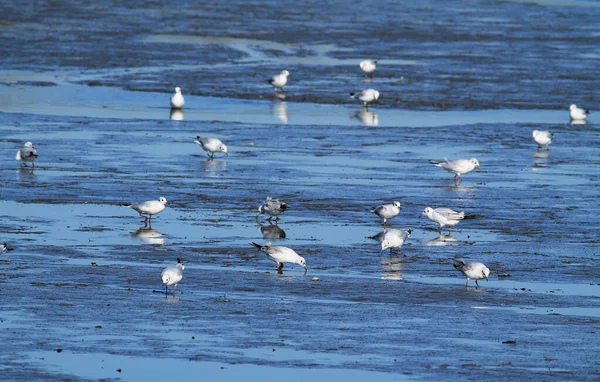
xmin=532 ymin=130 xmax=553 ymax=150
xmin=257 ymin=197 xmax=287 ymax=222
xmin=251 ymin=242 xmax=307 ymax=274
xmin=371 ymin=201 xmax=401 ymax=227
xmin=268 ymin=70 xmax=290 ymax=91
xmin=161 ymin=258 xmax=185 ymax=295
xmin=194 ymin=136 xmax=228 ymax=158
xmin=359 ymin=59 xmax=378 ymax=78
xmin=429 ymin=157 xmax=481 ymax=182
xmin=170 ymin=87 xmax=185 ymax=109
xmin=350 ymin=89 xmax=380 ymax=108
xmin=420 ymin=207 xmax=465 ymax=232
xmin=124 ymin=197 xmax=168 ymax=222
xmin=380 ymin=229 xmax=412 ymax=254
xmin=569 ymin=104 xmax=589 ymax=121
xmin=16 ymin=142 xmax=38 ymax=167
xmin=453 ymin=260 xmax=489 ymax=288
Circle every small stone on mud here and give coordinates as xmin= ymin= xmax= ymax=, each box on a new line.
xmin=91 ymin=262 xmax=97 ymax=266
xmin=95 ymin=325 xmax=102 ymax=328
xmin=502 ymin=340 xmax=517 ymax=344
xmin=56 ymin=348 xmax=62 ymax=353
xmin=311 ymin=277 xmax=319 ymax=281
xmin=249 ymin=142 xmax=254 ymax=146
xmin=497 ymin=273 xmax=510 ymax=277
xmin=117 ymin=368 xmax=122 ymax=373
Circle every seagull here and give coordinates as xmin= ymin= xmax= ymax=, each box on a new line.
xmin=268 ymin=70 xmax=290 ymax=91
xmin=124 ymin=197 xmax=168 ymax=222
xmin=161 ymin=258 xmax=184 ymax=295
xmin=532 ymin=130 xmax=553 ymax=150
xmin=256 ymin=197 xmax=287 ymax=222
xmin=194 ymin=136 xmax=228 ymax=158
xmin=350 ymin=89 xmax=380 ymax=108
xmin=453 ymin=260 xmax=489 ymax=288
xmin=371 ymin=201 xmax=401 ymax=227
xmin=170 ymin=87 xmax=185 ymax=109
xmin=420 ymin=207 xmax=465 ymax=232
xmin=569 ymin=104 xmax=589 ymax=121
xmin=16 ymin=142 xmax=38 ymax=167
xmin=1 ymin=243 xmax=15 ymax=255
xmin=380 ymin=229 xmax=412 ymax=254
xmin=359 ymin=59 xmax=378 ymax=78
xmin=429 ymin=157 xmax=481 ymax=182
xmin=251 ymin=242 xmax=307 ymax=274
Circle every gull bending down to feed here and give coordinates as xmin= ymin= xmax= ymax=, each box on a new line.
xmin=251 ymin=242 xmax=307 ymax=274
xmin=194 ymin=136 xmax=228 ymax=158
xmin=429 ymin=157 xmax=481 ymax=182
xmin=532 ymin=130 xmax=553 ymax=150
xmin=161 ymin=258 xmax=184 ymax=295
xmin=257 ymin=197 xmax=287 ymax=222
xmin=350 ymin=89 xmax=380 ymax=108
xmin=371 ymin=201 xmax=401 ymax=227
xmin=380 ymin=229 xmax=412 ymax=254
xmin=453 ymin=260 xmax=489 ymax=288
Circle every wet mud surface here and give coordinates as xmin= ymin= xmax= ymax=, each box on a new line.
xmin=1 ymin=0 xmax=599 ymax=381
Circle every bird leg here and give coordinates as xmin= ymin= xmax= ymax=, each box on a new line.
xmin=173 ymin=284 xmax=177 ymax=294
xmin=165 ymin=286 xmax=168 ymax=296
xmin=465 ymin=279 xmax=469 ymax=287
xmin=475 ymin=280 xmax=479 ymax=288
xmin=277 ymin=263 xmax=284 ymax=274
xmin=267 ymin=216 xmax=273 ymax=222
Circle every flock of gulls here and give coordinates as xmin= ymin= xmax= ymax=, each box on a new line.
xmin=9 ymin=60 xmax=593 ymax=295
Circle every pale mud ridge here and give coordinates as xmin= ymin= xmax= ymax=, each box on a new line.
xmin=1 ymin=0 xmax=599 ymax=110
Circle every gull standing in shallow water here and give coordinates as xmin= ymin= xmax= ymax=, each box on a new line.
xmin=170 ymin=87 xmax=185 ymax=109
xmin=194 ymin=136 xmax=228 ymax=158
xmin=371 ymin=201 xmax=401 ymax=227
xmin=251 ymin=242 xmax=307 ymax=274
xmin=16 ymin=142 xmax=38 ymax=167
xmin=532 ymin=130 xmax=553 ymax=150
xmin=268 ymin=70 xmax=290 ymax=91
xmin=453 ymin=260 xmax=489 ymax=288
xmin=256 ymin=197 xmax=287 ymax=222
xmin=360 ymin=59 xmax=378 ymax=78
xmin=161 ymin=258 xmax=184 ymax=296
xmin=380 ymin=229 xmax=412 ymax=255
xmin=429 ymin=158 xmax=481 ymax=183
xmin=124 ymin=197 xmax=168 ymax=222
xmin=569 ymin=104 xmax=590 ymax=121
xmin=420 ymin=207 xmax=465 ymax=233
xmin=350 ymin=89 xmax=380 ymax=108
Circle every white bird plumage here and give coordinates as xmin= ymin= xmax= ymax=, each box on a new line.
xmin=532 ymin=130 xmax=553 ymax=150
xmin=252 ymin=242 xmax=307 ymax=274
xmin=371 ymin=201 xmax=401 ymax=227
xmin=257 ymin=197 xmax=287 ymax=222
xmin=161 ymin=258 xmax=185 ymax=295
xmin=194 ymin=136 xmax=228 ymax=158
xmin=268 ymin=70 xmax=290 ymax=91
xmin=380 ymin=229 xmax=412 ymax=254
xmin=125 ymin=197 xmax=168 ymax=222
xmin=453 ymin=260 xmax=489 ymax=287
xmin=16 ymin=142 xmax=39 ymax=167
xmin=569 ymin=104 xmax=589 ymax=121
xmin=360 ymin=59 xmax=378 ymax=77
xmin=429 ymin=157 xmax=481 ymax=182
xmin=420 ymin=207 xmax=465 ymax=232
xmin=1 ymin=243 xmax=15 ymax=255
xmin=350 ymin=89 xmax=380 ymax=108
xmin=170 ymin=87 xmax=185 ymax=109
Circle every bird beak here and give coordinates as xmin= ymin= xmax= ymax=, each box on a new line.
xmin=477 ymin=164 xmax=482 ymax=168
xmin=380 ymin=248 xmax=386 ymax=254
xmin=225 ymin=152 xmax=229 ymax=156
xmin=303 ymin=267 xmax=307 ymax=275
xmin=419 ymin=213 xmax=425 ymax=218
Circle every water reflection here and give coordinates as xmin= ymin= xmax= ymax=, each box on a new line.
xmin=169 ymin=109 xmax=184 ymax=121
xmin=381 ymin=255 xmax=403 ymax=281
xmin=16 ymin=167 xmax=36 ymax=181
xmin=198 ymin=158 xmax=227 ymax=177
xmin=353 ymin=109 xmax=379 ymax=126
xmin=533 ymin=150 xmax=550 ymax=168
xmin=131 ymin=226 xmax=165 ymax=245
xmin=570 ymin=119 xmax=586 ymax=125
xmin=424 ymin=233 xmax=458 ymax=246
xmin=257 ymin=222 xmax=286 ymax=241
xmin=272 ymin=101 xmax=289 ymax=124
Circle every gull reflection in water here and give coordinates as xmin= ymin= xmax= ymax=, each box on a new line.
xmin=424 ymin=233 xmax=458 ymax=247
xmin=131 ymin=226 xmax=165 ymax=245
xmin=170 ymin=109 xmax=184 ymax=121
xmin=257 ymin=222 xmax=286 ymax=241
xmin=198 ymin=158 xmax=227 ymax=177
xmin=570 ymin=119 xmax=586 ymax=125
xmin=16 ymin=167 xmax=36 ymax=181
xmin=272 ymin=101 xmax=289 ymax=124
xmin=353 ymin=109 xmax=379 ymax=126
xmin=381 ymin=255 xmax=403 ymax=281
